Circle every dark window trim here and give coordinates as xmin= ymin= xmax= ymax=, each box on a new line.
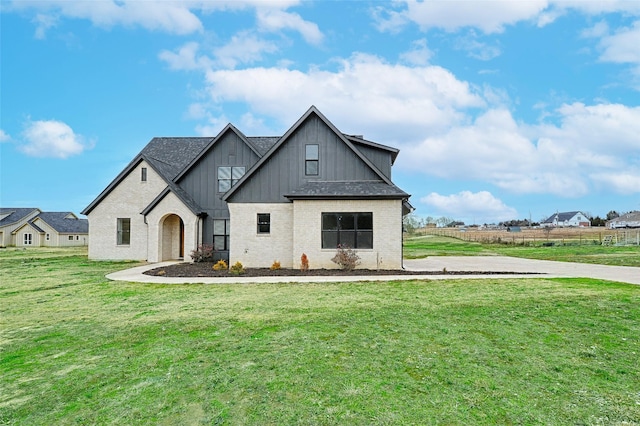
xmin=217 ymin=166 xmax=246 ymax=193
xmin=257 ymin=213 xmax=270 ymax=234
xmin=305 ymin=144 xmax=319 ymax=176
xmin=321 ymin=212 xmax=373 ymax=249
xmin=117 ymin=218 xmax=131 ymax=246
xmin=141 ymin=167 xmax=147 ymax=182
xmin=213 ymin=218 xmax=230 ymax=251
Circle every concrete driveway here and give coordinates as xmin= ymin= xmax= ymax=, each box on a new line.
xmin=403 ymin=256 xmax=640 ymax=285
xmin=107 ymin=256 xmax=639 ymax=285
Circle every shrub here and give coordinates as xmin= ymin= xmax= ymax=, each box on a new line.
xmin=190 ymin=244 xmax=214 ymax=262
xmin=212 ymin=259 xmax=228 ymax=271
xmin=230 ymin=261 xmax=245 ymax=275
xmin=300 ymin=253 xmax=309 ymax=271
xmin=270 ymin=260 xmax=281 ymax=270
xmin=331 ymin=245 xmax=360 ymax=271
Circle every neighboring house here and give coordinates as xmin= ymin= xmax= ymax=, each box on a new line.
xmin=82 ymin=106 xmax=413 ymax=269
xmin=607 ymin=211 xmax=640 ymax=229
xmin=0 ymin=208 xmax=41 ymax=247
xmin=0 ymin=209 xmax=88 ymax=247
xmin=541 ymin=211 xmax=591 ymax=228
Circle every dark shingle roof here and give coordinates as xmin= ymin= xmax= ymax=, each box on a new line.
xmin=285 ymin=181 xmax=409 ymax=199
xmin=247 ymin=137 xmax=280 ymax=156
xmin=33 ymin=212 xmax=88 ymax=233
xmin=0 ymin=208 xmax=40 ymax=226
xmin=142 ymin=137 xmax=212 ymax=181
xmin=542 ymin=211 xmax=584 ymax=223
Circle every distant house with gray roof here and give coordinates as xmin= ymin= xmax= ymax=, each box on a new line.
xmin=541 ymin=211 xmax=591 ymax=228
xmin=0 ymin=208 xmax=88 ymax=247
xmin=607 ymin=211 xmax=640 ymax=229
xmin=82 ymin=106 xmax=412 ymax=269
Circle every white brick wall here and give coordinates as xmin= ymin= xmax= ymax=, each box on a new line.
xmin=145 ymin=191 xmax=199 ymax=263
xmin=229 ymin=203 xmax=294 ymax=268
xmin=292 ymin=199 xmax=403 ymax=270
xmin=228 ymin=199 xmax=404 ymax=270
xmin=87 ymin=161 xmax=166 ymax=260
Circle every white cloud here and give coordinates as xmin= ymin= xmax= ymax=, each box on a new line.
xmin=158 ymin=42 xmax=211 ymax=71
xmin=0 ymin=129 xmax=11 ymax=142
xmin=19 ymin=120 xmax=89 ymax=158
xmin=598 ymin=21 xmax=640 ymax=65
xmin=12 ymin=0 xmax=204 ymax=36
xmin=421 ymin=191 xmax=518 ymax=223
xmin=376 ymin=0 xmax=549 ymax=34
xmin=213 ymin=32 xmax=279 ymax=69
xmin=455 ymin=36 xmax=501 ymax=61
xmin=202 ymin=53 xmax=485 ymax=136
xmin=256 ymin=8 xmax=323 ymax=45
xmin=399 ymin=38 xmax=433 ymax=65
xmin=9 ymin=0 xmax=324 ymax=44
xmin=400 ymin=102 xmax=640 ymax=197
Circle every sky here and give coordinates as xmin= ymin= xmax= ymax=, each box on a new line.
xmin=1 ymin=0 xmax=639 ymax=225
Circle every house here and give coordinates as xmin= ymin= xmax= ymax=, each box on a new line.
xmin=607 ymin=211 xmax=640 ymax=229
xmin=82 ymin=106 xmax=412 ymax=269
xmin=0 ymin=208 xmax=88 ymax=247
xmin=541 ymin=211 xmax=591 ymax=228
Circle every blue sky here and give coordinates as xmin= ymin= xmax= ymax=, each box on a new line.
xmin=1 ymin=0 xmax=639 ymax=225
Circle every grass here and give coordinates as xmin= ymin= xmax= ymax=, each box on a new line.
xmin=1 ymin=247 xmax=639 ymax=424
xmin=405 ymin=235 xmax=640 ymax=266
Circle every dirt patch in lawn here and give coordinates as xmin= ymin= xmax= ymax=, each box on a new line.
xmin=144 ymin=262 xmax=538 ymax=278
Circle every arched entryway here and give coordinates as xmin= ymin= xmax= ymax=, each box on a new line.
xmin=160 ymin=214 xmax=184 ymax=261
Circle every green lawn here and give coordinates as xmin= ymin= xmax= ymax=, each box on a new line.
xmin=405 ymin=235 xmax=640 ymax=266
xmin=1 ymin=247 xmax=639 ymax=424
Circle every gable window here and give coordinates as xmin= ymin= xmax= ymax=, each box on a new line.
xmin=257 ymin=213 xmax=270 ymax=234
xmin=305 ymin=144 xmax=319 ymax=176
xmin=213 ymin=219 xmax=230 ymax=251
xmin=218 ymin=166 xmax=245 ymax=192
xmin=46 ymin=233 xmax=50 ymax=241
xmin=322 ymin=212 xmax=373 ymax=249
xmin=24 ymin=233 xmax=33 ymax=245
xmin=117 ymin=218 xmax=131 ymax=245
xmin=141 ymin=167 xmax=147 ymax=182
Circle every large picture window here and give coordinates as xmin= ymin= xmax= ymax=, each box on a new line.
xmin=213 ymin=219 xmax=230 ymax=251
xmin=218 ymin=166 xmax=245 ymax=192
xmin=117 ymin=218 xmax=131 ymax=245
xmin=305 ymin=144 xmax=319 ymax=176
xmin=322 ymin=212 xmax=373 ymax=249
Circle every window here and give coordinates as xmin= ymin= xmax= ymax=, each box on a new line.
xmin=213 ymin=219 xmax=230 ymax=251
xmin=46 ymin=233 xmax=50 ymax=241
xmin=305 ymin=144 xmax=319 ymax=175
xmin=117 ymin=218 xmax=131 ymax=245
xmin=322 ymin=213 xmax=373 ymax=249
xmin=24 ymin=233 xmax=32 ymax=245
xmin=141 ymin=167 xmax=147 ymax=182
xmin=69 ymin=235 xmax=74 ymax=241
xmin=218 ymin=166 xmax=245 ymax=192
xmin=257 ymin=213 xmax=270 ymax=234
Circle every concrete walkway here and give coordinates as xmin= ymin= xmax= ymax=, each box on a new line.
xmin=106 ymin=256 xmax=640 ymax=285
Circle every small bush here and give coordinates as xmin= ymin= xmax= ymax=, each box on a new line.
xmin=213 ymin=259 xmax=228 ymax=271
xmin=300 ymin=253 xmax=309 ymax=272
xmin=331 ymin=245 xmax=360 ymax=271
xmin=270 ymin=260 xmax=281 ymax=270
xmin=230 ymin=261 xmax=245 ymax=275
xmin=190 ymin=244 xmax=215 ymax=262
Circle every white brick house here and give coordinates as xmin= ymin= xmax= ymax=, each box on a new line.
xmin=82 ymin=106 xmax=412 ymax=269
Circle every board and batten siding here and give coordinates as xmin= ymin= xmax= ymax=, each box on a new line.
xmin=178 ymin=130 xmax=261 ymax=244
xmin=228 ymin=115 xmax=380 ymax=204
xmin=87 ymin=160 xmax=166 ymax=260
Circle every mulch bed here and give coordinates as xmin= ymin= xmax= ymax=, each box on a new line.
xmin=143 ymin=262 xmax=536 ymax=278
